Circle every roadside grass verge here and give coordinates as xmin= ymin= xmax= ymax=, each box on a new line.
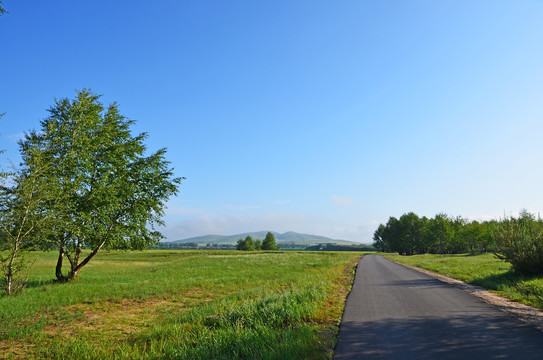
xmin=387 ymin=253 xmax=543 ymax=310
xmin=0 ymin=250 xmax=362 ymax=359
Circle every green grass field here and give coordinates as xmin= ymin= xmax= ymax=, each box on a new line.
xmin=0 ymin=250 xmax=362 ymax=359
xmin=387 ymin=253 xmax=543 ymax=310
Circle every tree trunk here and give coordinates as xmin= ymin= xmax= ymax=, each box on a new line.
xmin=55 ymin=247 xmax=68 ymax=282
xmin=71 ymin=239 xmax=107 ymax=278
xmin=6 ymin=273 xmax=12 ymax=296
xmin=74 ymin=242 xmax=82 ymax=268
xmin=5 ymin=243 xmax=18 ymax=295
xmin=69 ymin=269 xmax=79 ymax=279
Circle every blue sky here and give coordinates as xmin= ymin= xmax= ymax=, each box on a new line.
xmin=2 ymin=1 xmax=543 ymax=242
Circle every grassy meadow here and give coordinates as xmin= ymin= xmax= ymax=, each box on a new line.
xmin=387 ymin=253 xmax=543 ymax=310
xmin=0 ymin=250 xmax=362 ymax=359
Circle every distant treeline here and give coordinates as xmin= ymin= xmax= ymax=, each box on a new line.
xmin=156 ymin=242 xmax=236 ymax=250
xmin=156 ymin=242 xmax=375 ymax=252
xmin=305 ymin=244 xmax=376 ymax=252
xmin=373 ymin=212 xmax=495 ymax=255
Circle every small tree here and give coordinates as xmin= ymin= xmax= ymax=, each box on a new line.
xmin=372 ymin=224 xmax=386 ymax=252
xmin=1 ymin=123 xmax=60 ymax=294
xmin=236 ymin=236 xmax=256 ymax=251
xmin=255 ymin=239 xmax=262 ymax=250
xmin=425 ymin=214 xmax=454 ymax=254
xmin=494 ymin=210 xmax=543 ymax=274
xmin=19 ymin=89 xmax=181 ymax=281
xmin=245 ymin=236 xmax=256 ymax=251
xmin=381 ymin=217 xmax=401 ymax=253
xmin=262 ymin=232 xmax=277 ymax=250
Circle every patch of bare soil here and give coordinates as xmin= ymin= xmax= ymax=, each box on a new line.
xmin=0 ymin=340 xmax=34 ymax=360
xmin=405 ymin=264 xmax=543 ymax=333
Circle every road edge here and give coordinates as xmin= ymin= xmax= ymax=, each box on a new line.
xmin=332 ymin=255 xmax=365 ymax=359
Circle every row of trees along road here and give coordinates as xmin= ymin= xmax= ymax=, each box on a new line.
xmin=236 ymin=232 xmax=278 ymax=251
xmin=374 ymin=211 xmax=543 ymax=275
xmin=0 ymin=90 xmax=182 ymax=295
xmin=372 ymin=212 xmax=495 ymax=255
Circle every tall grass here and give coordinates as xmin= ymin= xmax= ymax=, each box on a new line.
xmin=0 ymin=250 xmax=361 ymax=359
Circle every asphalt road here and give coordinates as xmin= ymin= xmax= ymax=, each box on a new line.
xmin=334 ymin=255 xmax=543 ymax=359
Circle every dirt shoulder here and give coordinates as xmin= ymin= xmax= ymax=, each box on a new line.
xmin=402 ymin=263 xmax=543 ymax=333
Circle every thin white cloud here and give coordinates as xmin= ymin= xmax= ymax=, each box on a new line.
xmin=332 ymin=195 xmax=355 ymax=207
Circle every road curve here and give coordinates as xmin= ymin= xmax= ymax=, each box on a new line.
xmin=334 ymin=255 xmax=543 ymax=359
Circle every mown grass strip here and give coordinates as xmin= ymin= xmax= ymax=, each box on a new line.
xmin=387 ymin=253 xmax=543 ymax=310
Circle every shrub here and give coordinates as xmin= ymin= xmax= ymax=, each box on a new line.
xmin=493 ymin=211 xmax=543 ymax=274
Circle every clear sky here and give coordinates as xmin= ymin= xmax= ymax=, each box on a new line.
xmin=2 ymin=1 xmax=543 ymax=242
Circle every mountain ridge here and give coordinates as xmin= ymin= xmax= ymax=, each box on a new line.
xmin=170 ymin=231 xmax=360 ymax=246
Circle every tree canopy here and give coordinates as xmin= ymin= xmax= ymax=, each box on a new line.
xmin=0 ymin=153 xmax=58 ymax=294
xmin=373 ymin=212 xmax=494 ymax=255
xmin=262 ymin=232 xmax=277 ymax=250
xmin=0 ymin=2 xmax=6 ymax=16
xmin=236 ymin=236 xmax=256 ymax=251
xmin=375 ymin=210 xmax=543 ymax=274
xmin=18 ymin=89 xmax=182 ymax=281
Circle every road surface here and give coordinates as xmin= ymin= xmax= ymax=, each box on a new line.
xmin=334 ymin=255 xmax=543 ymax=359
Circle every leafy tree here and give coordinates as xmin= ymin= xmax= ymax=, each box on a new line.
xmin=425 ymin=213 xmax=454 ymax=254
xmin=398 ymin=212 xmax=425 ymax=255
xmin=446 ymin=216 xmax=467 ymax=254
xmin=19 ymin=89 xmax=181 ymax=281
xmin=456 ymin=221 xmax=478 ymax=253
xmin=245 ymin=236 xmax=256 ymax=250
xmin=479 ymin=221 xmax=496 ymax=252
xmin=455 ymin=220 xmax=494 ymax=254
xmin=0 ymin=160 xmax=59 ymax=294
xmin=262 ymin=232 xmax=277 ymax=250
xmin=254 ymin=239 xmax=262 ymax=250
xmin=1 ymin=113 xmax=58 ymax=294
xmin=375 ymin=211 xmax=500 ymax=256
xmin=236 ymin=236 xmax=256 ymax=251
xmin=494 ymin=210 xmax=543 ymax=274
xmin=0 ymin=1 xmax=6 ymax=16
xmin=375 ymin=213 xmax=426 ymax=255
xmin=382 ymin=216 xmax=401 ymax=253
xmin=372 ymin=224 xmax=386 ymax=252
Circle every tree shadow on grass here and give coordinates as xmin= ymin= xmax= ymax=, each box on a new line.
xmin=470 ymin=271 xmax=543 ymax=309
xmin=24 ymin=278 xmax=56 ymax=290
xmin=470 ymin=271 xmax=541 ymax=291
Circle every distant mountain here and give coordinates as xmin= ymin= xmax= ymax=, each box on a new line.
xmin=170 ymin=231 xmax=360 ymax=246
